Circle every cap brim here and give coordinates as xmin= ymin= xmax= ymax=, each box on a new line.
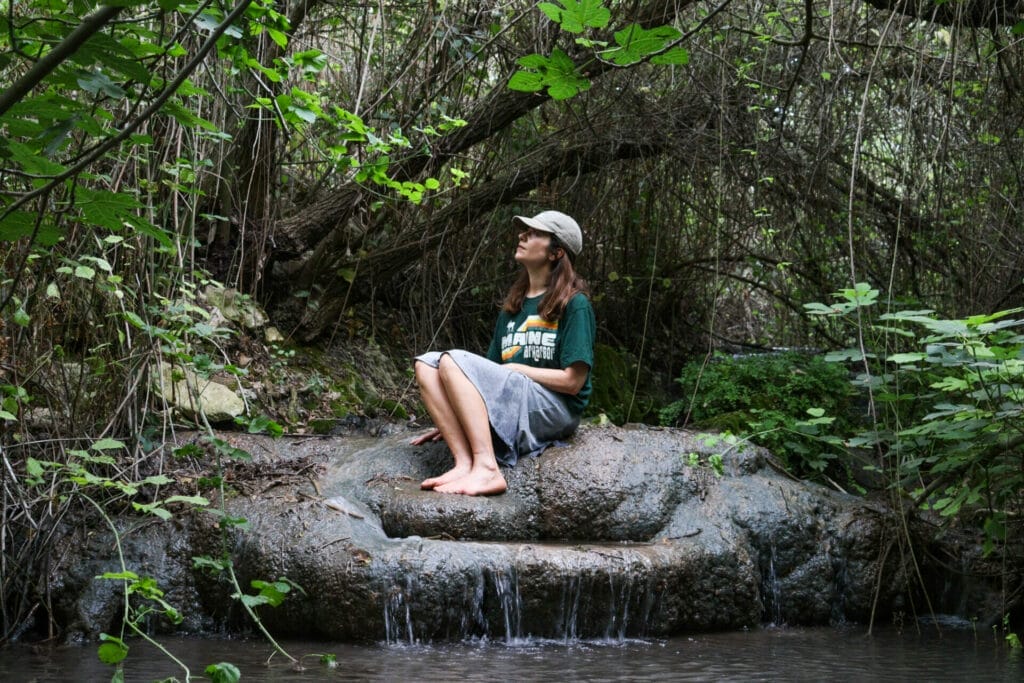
xmin=512 ymin=215 xmax=554 ymax=234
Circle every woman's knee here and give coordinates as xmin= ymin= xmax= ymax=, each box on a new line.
xmin=437 ymin=353 xmax=467 ymax=383
xmin=414 ymin=359 xmax=439 ymax=388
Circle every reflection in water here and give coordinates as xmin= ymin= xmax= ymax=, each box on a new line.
xmin=2 ymin=625 xmax=1021 ymax=682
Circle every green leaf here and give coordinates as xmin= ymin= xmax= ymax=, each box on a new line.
xmin=206 ymin=662 xmax=241 ymax=683
xmin=825 ymin=348 xmax=867 ymax=362
xmin=165 ymin=494 xmax=210 ymax=506
xmin=92 ymin=438 xmax=126 ymax=451
xmin=77 ymin=70 xmax=127 ymax=99
xmin=193 ymin=555 xmax=230 ymax=572
xmin=97 ymin=639 xmax=128 ymax=665
xmin=887 ymin=352 xmax=926 ymax=364
xmin=651 ymin=47 xmax=690 ymax=66
xmin=77 ymin=187 xmax=143 ymax=232
xmin=26 ymin=457 xmax=43 ymax=477
xmin=140 ymin=474 xmax=174 ymax=486
xmin=4 ymin=139 xmax=67 ymax=176
xmin=74 ymin=265 xmax=96 ymax=280
xmin=606 ymin=24 xmax=681 ymax=66
xmin=508 ymin=70 xmax=544 ymax=92
xmin=132 ymin=501 xmax=173 ymax=520
xmin=538 ymin=0 xmax=611 ymax=33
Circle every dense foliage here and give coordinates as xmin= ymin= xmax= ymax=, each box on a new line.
xmin=660 ymin=351 xmax=857 ymax=477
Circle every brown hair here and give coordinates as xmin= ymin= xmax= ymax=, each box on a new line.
xmin=502 ymin=237 xmax=590 ymax=321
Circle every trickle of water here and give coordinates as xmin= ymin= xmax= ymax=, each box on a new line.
xmin=828 ymin=544 xmax=848 ymax=624
xmin=557 ymin=575 xmax=582 ymax=641
xmin=460 ymin=567 xmax=488 ymax=639
xmin=492 ymin=568 xmax=522 ymax=643
xmin=763 ymin=541 xmax=784 ymax=625
xmin=384 ymin=575 xmax=417 ymax=645
xmin=603 ymin=571 xmax=625 ymax=640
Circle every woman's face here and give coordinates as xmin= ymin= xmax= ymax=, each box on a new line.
xmin=515 ymin=227 xmax=555 ymax=267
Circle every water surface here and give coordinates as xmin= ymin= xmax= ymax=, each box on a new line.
xmin=2 ymin=624 xmax=1020 ymax=681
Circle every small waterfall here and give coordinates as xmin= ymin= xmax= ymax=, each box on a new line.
xmin=554 ymin=554 xmax=660 ymax=642
xmin=557 ymin=575 xmax=583 ymax=641
xmin=763 ymin=540 xmax=784 ymax=625
xmin=459 ymin=566 xmax=488 ymax=639
xmin=603 ymin=571 xmax=626 ymax=640
xmin=601 ymin=565 xmax=658 ymax=641
xmin=492 ymin=568 xmax=523 ymax=643
xmin=383 ymin=574 xmax=417 ymax=645
xmin=829 ymin=544 xmax=848 ymax=624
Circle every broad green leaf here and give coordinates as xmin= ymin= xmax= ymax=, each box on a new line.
xmin=238 ymin=593 xmax=269 ymax=607
xmin=25 ymin=458 xmax=45 ymax=478
xmin=77 ymin=71 xmax=127 ymax=99
xmin=74 ymin=265 xmax=96 ymax=280
xmin=887 ymin=352 xmax=925 ymax=364
xmin=166 ymin=494 xmax=210 ymax=506
xmin=77 ymin=187 xmax=143 ymax=232
xmin=193 ymin=555 xmax=230 ymax=572
xmin=97 ymin=640 xmax=128 ymax=665
xmin=128 ymin=216 xmax=176 ymax=250
xmin=538 ymin=0 xmax=611 ymax=33
xmin=4 ymin=140 xmax=67 ymax=176
xmin=92 ymin=438 xmax=126 ymax=451
xmin=825 ymin=348 xmax=867 ymax=362
xmin=803 ymin=302 xmax=838 ymax=315
xmin=162 ymin=101 xmax=222 ymax=133
xmin=81 ymin=256 xmax=113 ymax=273
xmin=651 ymin=47 xmax=690 ymax=65
xmin=132 ymin=501 xmax=173 ymax=520
xmin=606 ymin=24 xmax=682 ymax=66
xmin=206 ymin=662 xmax=241 ymax=683
xmin=508 ymin=71 xmax=544 ymax=92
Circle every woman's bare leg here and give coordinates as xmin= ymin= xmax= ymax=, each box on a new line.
xmin=415 ymin=361 xmax=474 ymax=489
xmin=433 ymin=355 xmax=507 ymax=496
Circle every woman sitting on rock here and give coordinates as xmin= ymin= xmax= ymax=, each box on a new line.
xmin=411 ymin=210 xmax=596 ymax=496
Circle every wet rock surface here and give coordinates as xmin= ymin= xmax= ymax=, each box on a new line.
xmin=50 ymin=425 xmax=950 ymax=642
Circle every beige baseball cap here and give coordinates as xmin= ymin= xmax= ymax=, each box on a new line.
xmin=512 ymin=210 xmax=583 ymax=256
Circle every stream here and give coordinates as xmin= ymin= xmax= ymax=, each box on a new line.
xmin=2 ymin=622 xmax=1020 ymax=681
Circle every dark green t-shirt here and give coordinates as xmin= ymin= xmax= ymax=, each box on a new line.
xmin=486 ymin=292 xmax=595 ymax=414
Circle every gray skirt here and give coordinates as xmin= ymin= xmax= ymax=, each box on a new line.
xmin=414 ymin=350 xmax=580 ymax=467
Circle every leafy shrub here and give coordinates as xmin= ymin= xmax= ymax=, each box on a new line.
xmin=659 ymin=351 xmax=858 ymax=475
xmin=806 ymin=283 xmax=1024 ymax=556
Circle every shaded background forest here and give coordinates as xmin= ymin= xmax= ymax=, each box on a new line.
xmin=3 ymin=0 xmax=1023 ymax=429
xmin=2 ymin=0 xmax=1024 ymax=642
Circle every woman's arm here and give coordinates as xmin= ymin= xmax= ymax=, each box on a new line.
xmin=503 ymin=361 xmax=590 ymax=395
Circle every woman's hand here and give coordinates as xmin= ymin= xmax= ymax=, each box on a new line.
xmin=410 ymin=428 xmax=442 ymax=446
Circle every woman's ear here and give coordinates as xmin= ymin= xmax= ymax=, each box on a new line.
xmin=549 ymin=247 xmax=564 ymax=262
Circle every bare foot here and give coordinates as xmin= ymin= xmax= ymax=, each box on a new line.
xmin=420 ymin=465 xmax=471 ymax=490
xmin=435 ymin=467 xmax=507 ymax=496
